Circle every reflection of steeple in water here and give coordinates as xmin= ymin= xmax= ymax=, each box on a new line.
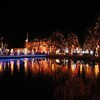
xmin=17 ymin=60 xmax=20 ymax=72
xmin=24 ymin=58 xmax=28 ymax=76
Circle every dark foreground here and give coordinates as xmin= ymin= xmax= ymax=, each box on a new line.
xmin=1 ymin=74 xmax=100 ymax=100
xmin=0 ymin=74 xmax=55 ymax=100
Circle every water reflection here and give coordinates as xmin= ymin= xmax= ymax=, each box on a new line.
xmin=94 ymin=63 xmax=99 ymax=77
xmin=0 ymin=62 xmax=3 ymax=73
xmin=10 ymin=61 xmax=14 ymax=75
xmin=0 ymin=58 xmax=99 ymax=78
xmin=17 ymin=60 xmax=20 ymax=72
xmin=80 ymin=63 xmax=83 ymax=75
xmin=24 ymin=58 xmax=28 ymax=75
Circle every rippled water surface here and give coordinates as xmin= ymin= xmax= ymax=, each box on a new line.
xmin=0 ymin=58 xmax=100 ymax=100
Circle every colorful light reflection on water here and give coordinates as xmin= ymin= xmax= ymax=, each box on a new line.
xmin=0 ymin=58 xmax=99 ymax=78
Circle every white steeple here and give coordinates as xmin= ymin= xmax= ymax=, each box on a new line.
xmin=25 ymin=32 xmax=28 ymax=42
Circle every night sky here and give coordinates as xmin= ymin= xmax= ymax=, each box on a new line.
xmin=0 ymin=3 xmax=100 ymax=48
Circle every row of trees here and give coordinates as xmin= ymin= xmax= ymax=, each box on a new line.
xmin=30 ymin=16 xmax=100 ymax=52
xmin=50 ymin=15 xmax=100 ymax=51
xmin=28 ymin=31 xmax=80 ymax=53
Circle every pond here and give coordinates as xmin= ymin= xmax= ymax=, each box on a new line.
xmin=0 ymin=58 xmax=100 ymax=100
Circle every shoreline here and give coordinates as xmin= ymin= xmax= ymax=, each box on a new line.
xmin=0 ymin=54 xmax=99 ymax=61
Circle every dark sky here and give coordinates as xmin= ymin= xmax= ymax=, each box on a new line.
xmin=0 ymin=3 xmax=100 ymax=48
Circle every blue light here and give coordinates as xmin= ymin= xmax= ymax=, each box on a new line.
xmin=0 ymin=54 xmax=47 ymax=60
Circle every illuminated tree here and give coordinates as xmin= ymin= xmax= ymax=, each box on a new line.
xmin=48 ymin=31 xmax=66 ymax=53
xmin=84 ymin=16 xmax=100 ymax=50
xmin=27 ymin=38 xmax=40 ymax=53
xmin=28 ymin=38 xmax=48 ymax=53
xmin=0 ymin=37 xmax=8 ymax=55
xmin=0 ymin=37 xmax=8 ymax=49
xmin=66 ymin=32 xmax=80 ymax=48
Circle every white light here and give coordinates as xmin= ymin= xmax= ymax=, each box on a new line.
xmin=56 ymin=59 xmax=60 ymax=63
xmin=10 ymin=49 xmax=14 ymax=55
xmin=32 ymin=50 xmax=34 ymax=55
xmin=73 ymin=49 xmax=77 ymax=53
xmin=84 ymin=49 xmax=89 ymax=54
xmin=76 ymin=47 xmax=78 ymax=51
xmin=97 ymin=45 xmax=99 ymax=48
xmin=90 ymin=50 xmax=94 ymax=55
xmin=66 ymin=60 xmax=68 ymax=63
xmin=28 ymin=50 xmax=30 ymax=53
xmin=56 ymin=49 xmax=60 ymax=54
xmin=82 ymin=50 xmax=85 ymax=54
xmin=24 ymin=48 xmax=28 ymax=55
xmin=65 ymin=48 xmax=68 ymax=54
xmin=77 ymin=50 xmax=80 ymax=54
xmin=17 ymin=49 xmax=20 ymax=55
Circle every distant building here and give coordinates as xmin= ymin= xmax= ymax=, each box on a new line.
xmin=24 ymin=34 xmax=49 ymax=53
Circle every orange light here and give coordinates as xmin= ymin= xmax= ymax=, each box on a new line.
xmin=80 ymin=64 xmax=82 ymax=74
xmin=95 ymin=63 xmax=99 ymax=77
xmin=10 ymin=61 xmax=14 ymax=74
xmin=0 ymin=62 xmax=3 ymax=73
xmin=24 ymin=58 xmax=28 ymax=75
xmin=17 ymin=60 xmax=20 ymax=72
